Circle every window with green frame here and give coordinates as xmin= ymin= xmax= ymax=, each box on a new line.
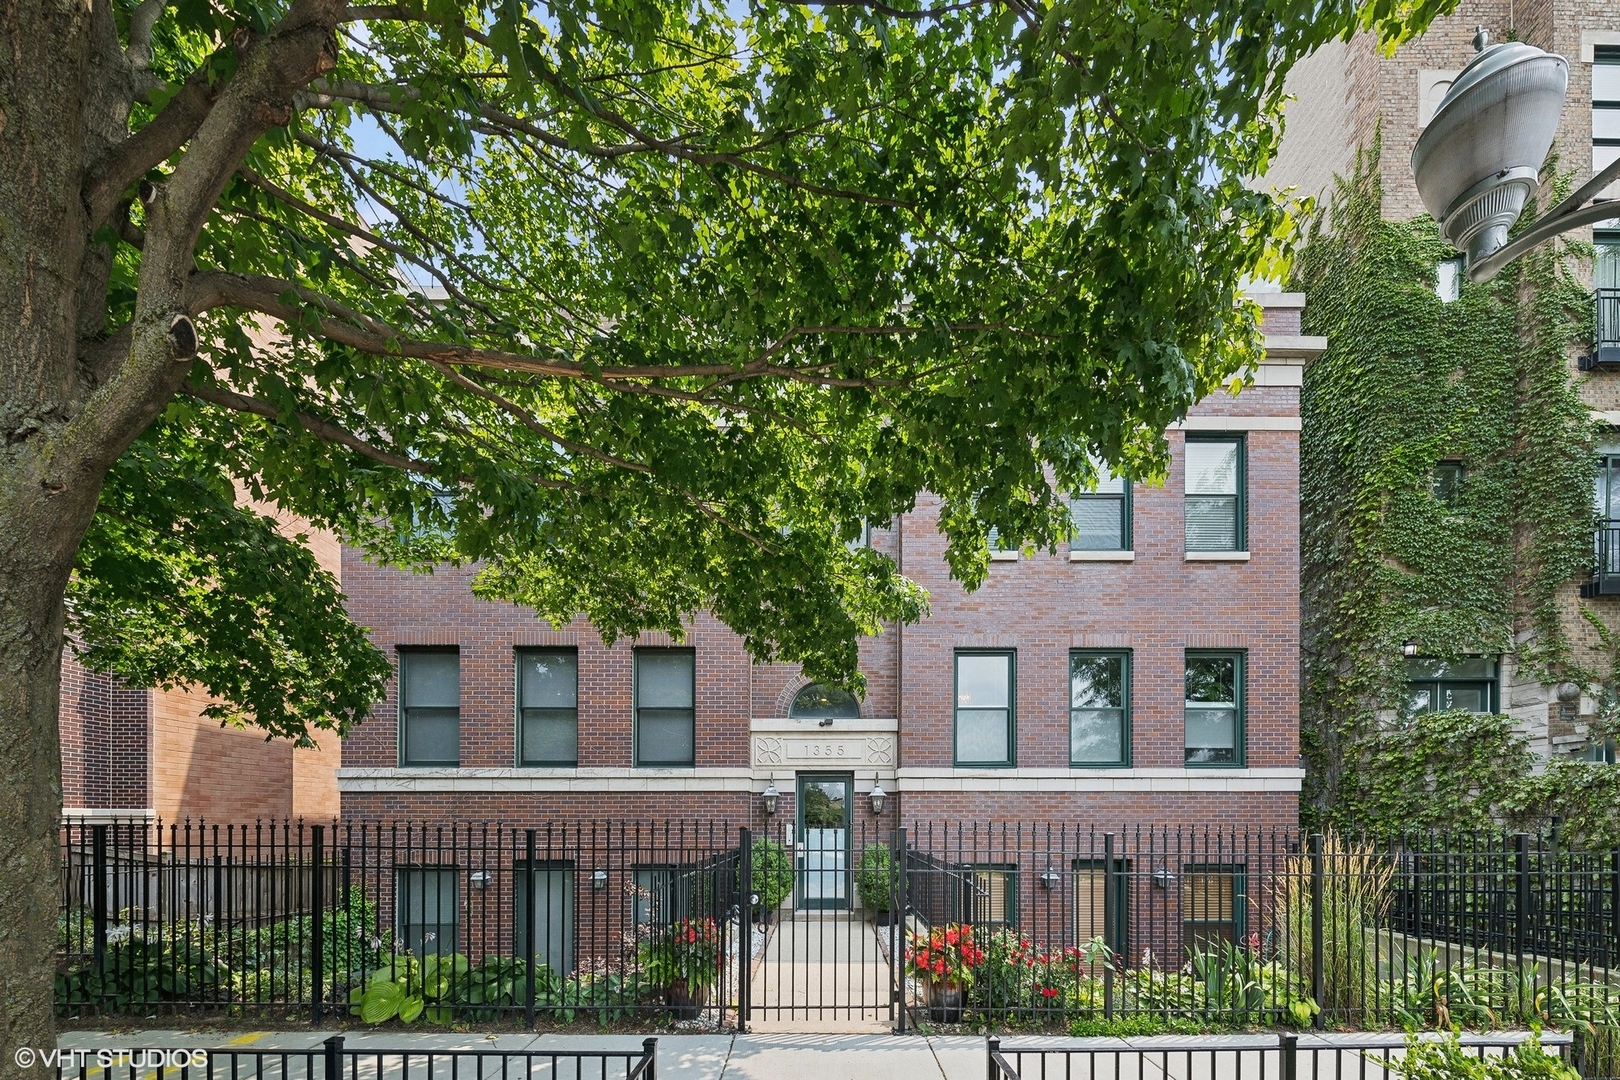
xmin=1184 ymin=435 xmax=1245 ymax=552
xmin=963 ymin=864 xmax=1017 ymax=927
xmin=1431 ymin=461 xmax=1464 ymax=506
xmin=1184 ymin=651 xmax=1244 ymax=766
xmin=954 ymin=650 xmax=1014 ymax=766
xmin=1070 ymin=650 xmax=1129 ymax=766
xmin=517 ymin=648 xmax=578 ymax=766
xmin=1181 ymin=864 xmax=1247 ymax=954
xmin=399 ymin=648 xmax=459 ymax=767
xmin=1069 ymin=460 xmax=1131 ymax=551
xmin=634 ymin=649 xmax=695 ymax=766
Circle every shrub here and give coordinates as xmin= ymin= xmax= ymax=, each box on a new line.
xmin=1387 ymin=1030 xmax=1580 ymax=1080
xmin=1273 ymin=830 xmax=1392 ymax=1017
xmin=856 ymin=845 xmax=893 ymax=913
xmin=751 ymin=838 xmax=793 ymax=913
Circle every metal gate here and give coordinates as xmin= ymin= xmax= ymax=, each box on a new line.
xmin=736 ymin=816 xmax=903 ymax=1031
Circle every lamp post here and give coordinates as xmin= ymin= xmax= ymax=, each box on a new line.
xmin=1413 ymin=28 xmax=1620 ymax=282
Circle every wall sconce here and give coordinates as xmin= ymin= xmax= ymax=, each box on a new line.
xmin=1038 ymin=867 xmax=1062 ymax=890
xmin=469 ymin=870 xmax=491 ymax=891
xmin=592 ymin=869 xmax=608 ymax=891
xmin=1152 ymin=868 xmax=1177 ymax=890
xmin=1402 ymin=639 xmax=1419 ymax=658
xmin=761 ymin=783 xmax=780 ymax=816
xmin=868 ymin=784 xmax=887 ymax=816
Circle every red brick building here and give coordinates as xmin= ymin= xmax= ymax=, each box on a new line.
xmin=337 ymin=292 xmax=1318 ymax=840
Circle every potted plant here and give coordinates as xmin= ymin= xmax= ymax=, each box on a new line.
xmin=905 ymin=923 xmax=983 ymax=1023
xmin=750 ymin=837 xmax=794 ymax=924
xmin=856 ymin=845 xmax=895 ymax=925
xmin=638 ymin=916 xmax=721 ymax=1019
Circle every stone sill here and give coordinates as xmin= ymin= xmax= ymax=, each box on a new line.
xmin=1186 ymin=550 xmax=1251 ymax=562
xmin=1070 ymin=550 xmax=1134 ymax=562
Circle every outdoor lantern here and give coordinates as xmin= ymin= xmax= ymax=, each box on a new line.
xmin=1412 ymin=28 xmax=1567 ymax=276
xmin=868 ymin=783 xmax=887 ymax=815
xmin=1039 ymin=867 xmax=1062 ymax=890
xmin=469 ymin=870 xmax=491 ymax=891
xmin=1152 ymin=867 xmax=1177 ymax=890
xmin=1402 ymin=639 xmax=1420 ymax=658
xmin=761 ymin=782 xmax=780 ymax=816
xmin=592 ymin=869 xmax=609 ymax=890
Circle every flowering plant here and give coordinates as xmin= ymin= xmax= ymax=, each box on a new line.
xmin=637 ymin=917 xmax=722 ymax=988
xmin=904 ymin=923 xmax=984 ymax=988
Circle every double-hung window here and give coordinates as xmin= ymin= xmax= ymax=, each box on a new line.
xmin=954 ymin=651 xmax=1014 ymax=766
xmin=1185 ymin=436 xmax=1245 ymax=552
xmin=1185 ymin=652 xmax=1244 ymax=765
xmin=965 ymin=866 xmax=1016 ymax=927
xmin=1070 ymin=650 xmax=1129 ymax=766
xmin=1069 ymin=462 xmax=1131 ymax=552
xmin=635 ymin=649 xmax=695 ymax=766
xmin=1594 ymin=48 xmax=1619 ymax=202
xmin=518 ymin=648 xmax=579 ymax=766
xmin=399 ymin=648 xmax=459 ymax=767
xmin=1406 ymin=657 xmax=1496 ymax=714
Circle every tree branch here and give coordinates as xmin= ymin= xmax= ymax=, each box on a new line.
xmin=81 ymin=64 xmax=224 ymax=229
xmin=182 ymin=381 xmax=440 ymax=474
xmin=126 ymin=0 xmax=167 ymax=69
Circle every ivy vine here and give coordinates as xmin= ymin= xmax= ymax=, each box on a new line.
xmin=1293 ymin=137 xmax=1620 ymax=846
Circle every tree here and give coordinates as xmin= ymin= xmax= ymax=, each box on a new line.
xmin=0 ymin=0 xmax=1446 ymax=1057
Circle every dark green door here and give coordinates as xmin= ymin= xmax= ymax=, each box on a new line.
xmin=796 ymin=774 xmax=851 ymax=910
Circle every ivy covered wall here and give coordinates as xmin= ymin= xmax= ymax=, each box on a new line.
xmin=1294 ymin=146 xmax=1620 ymax=845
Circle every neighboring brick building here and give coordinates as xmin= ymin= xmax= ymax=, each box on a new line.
xmin=58 ymin=506 xmax=345 ymax=823
xmin=337 ymin=292 xmax=1318 ymax=841
xmin=1266 ymin=0 xmax=1620 ymax=763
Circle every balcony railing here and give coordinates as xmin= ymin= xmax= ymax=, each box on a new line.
xmin=1585 ymin=519 xmax=1620 ymax=596
xmin=1597 ymin=288 xmax=1620 ymax=366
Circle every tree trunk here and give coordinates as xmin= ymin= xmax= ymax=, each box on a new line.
xmin=2 ymin=0 xmax=101 ymax=1066
xmin=0 ymin=507 xmax=87 ymax=1078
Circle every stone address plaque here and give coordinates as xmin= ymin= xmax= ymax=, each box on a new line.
xmin=752 ymin=734 xmax=894 ymax=768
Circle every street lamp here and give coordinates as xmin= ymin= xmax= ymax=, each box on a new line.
xmin=1413 ymin=28 xmax=1620 ymax=282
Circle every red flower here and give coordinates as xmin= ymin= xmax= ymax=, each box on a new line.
xmin=687 ymin=929 xmax=698 ymax=944
xmin=916 ymin=949 xmax=930 ymax=967
xmin=1040 ymin=987 xmax=1060 ymax=999
xmin=944 ymin=927 xmax=959 ymax=946
xmin=933 ymin=960 xmax=946 ymax=976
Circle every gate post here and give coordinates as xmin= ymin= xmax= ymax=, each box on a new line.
xmin=1280 ymin=1032 xmax=1298 ymax=1080
xmin=1103 ymin=833 xmax=1116 ymax=1021
xmin=1309 ymin=833 xmax=1324 ymax=1028
xmin=738 ymin=827 xmax=752 ymax=1034
xmin=524 ymin=829 xmax=537 ymax=1029
xmin=1610 ymin=846 xmax=1620 ymax=966
xmin=322 ymin=1035 xmax=344 ymax=1080
xmin=311 ymin=824 xmax=326 ymax=1022
xmin=895 ymin=826 xmax=908 ymax=1035
xmin=1514 ymin=833 xmax=1530 ymax=962
xmin=92 ymin=823 xmax=108 ymax=969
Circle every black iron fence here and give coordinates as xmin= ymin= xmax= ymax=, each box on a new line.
xmin=987 ymin=1032 xmax=1576 ymax=1080
xmin=55 ymin=1035 xmax=657 ymax=1080
xmin=56 ymin=818 xmax=1620 ymax=1048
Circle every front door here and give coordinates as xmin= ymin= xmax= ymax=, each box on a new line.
xmin=796 ymin=774 xmax=851 ymax=910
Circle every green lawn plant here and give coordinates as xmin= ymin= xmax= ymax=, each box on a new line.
xmin=856 ymin=845 xmax=894 ymax=916
xmin=1385 ymin=1030 xmax=1580 ymax=1080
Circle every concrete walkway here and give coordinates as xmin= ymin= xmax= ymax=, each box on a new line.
xmin=52 ymin=1030 xmax=1565 ymax=1080
xmin=746 ymin=911 xmax=894 ymax=1033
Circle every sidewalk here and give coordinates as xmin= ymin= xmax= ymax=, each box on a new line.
xmin=55 ymin=1029 xmax=1551 ymax=1080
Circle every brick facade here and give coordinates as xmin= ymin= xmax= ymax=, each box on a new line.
xmin=338 ymin=294 xmax=1313 ymax=838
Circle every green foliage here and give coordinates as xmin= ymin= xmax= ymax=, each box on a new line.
xmin=1066 ymin=1015 xmax=1204 ymax=1037
xmin=1387 ymin=1031 xmax=1580 ymax=1080
xmin=44 ymin=0 xmax=1458 ymax=730
xmin=69 ymin=419 xmax=389 ymax=744
xmin=1294 ymin=141 xmax=1616 ymax=842
xmin=1274 ymin=832 xmax=1392 ymax=1018
xmin=856 ymin=844 xmax=893 ymax=913
xmin=56 ymin=933 xmax=228 ymax=1012
xmin=635 ymin=917 xmax=721 ymax=989
xmin=750 ymin=838 xmax=794 ymax=914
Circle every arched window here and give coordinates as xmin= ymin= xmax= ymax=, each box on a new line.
xmin=789 ymin=683 xmax=861 ymax=719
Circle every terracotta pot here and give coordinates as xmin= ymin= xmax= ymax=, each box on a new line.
xmin=923 ymin=979 xmax=966 ymax=1023
xmin=665 ymin=977 xmax=711 ymax=1020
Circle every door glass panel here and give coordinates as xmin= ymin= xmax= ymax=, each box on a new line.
xmin=799 ymin=777 xmax=849 ymax=908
